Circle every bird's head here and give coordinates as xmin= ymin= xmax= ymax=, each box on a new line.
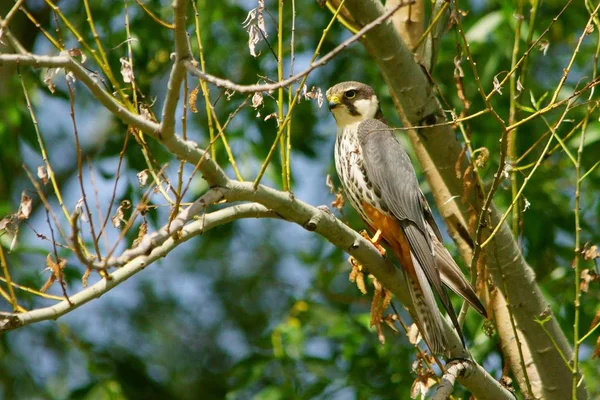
xmin=326 ymin=81 xmax=381 ymax=127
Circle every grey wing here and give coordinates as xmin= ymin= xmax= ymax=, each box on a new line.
xmin=355 ymin=119 xmax=429 ymax=234
xmin=357 ymin=119 xmax=464 ymax=346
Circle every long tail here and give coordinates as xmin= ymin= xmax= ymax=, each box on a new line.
xmin=402 ymin=254 xmax=448 ymax=355
xmin=433 ymin=237 xmax=488 ymax=318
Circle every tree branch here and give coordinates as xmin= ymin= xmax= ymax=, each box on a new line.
xmin=183 ymin=0 xmax=415 ymax=94
xmin=0 ymin=202 xmax=275 ymax=332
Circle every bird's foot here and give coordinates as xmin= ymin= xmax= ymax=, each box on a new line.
xmin=360 ymin=229 xmax=386 ymax=257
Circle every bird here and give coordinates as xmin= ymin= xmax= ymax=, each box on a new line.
xmin=326 ymin=81 xmax=487 ymax=355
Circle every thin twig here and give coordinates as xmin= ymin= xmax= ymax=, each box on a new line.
xmin=184 ymin=0 xmax=416 ymax=94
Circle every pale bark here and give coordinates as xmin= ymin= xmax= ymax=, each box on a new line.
xmin=493 ymin=291 xmax=543 ymax=399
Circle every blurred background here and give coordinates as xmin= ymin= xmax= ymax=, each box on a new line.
xmin=0 ymin=0 xmax=599 ymax=398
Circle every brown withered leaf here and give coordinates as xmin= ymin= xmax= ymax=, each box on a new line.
xmin=82 ymin=267 xmax=91 ymax=288
xmin=325 ymin=174 xmax=335 ymax=194
xmin=139 ymin=104 xmax=156 ymax=122
xmin=189 ymin=85 xmax=200 ymax=113
xmin=37 ymin=166 xmax=48 ymax=185
xmin=331 ymin=190 xmax=345 ymax=211
xmin=369 ymin=277 xmax=393 ymax=345
xmin=410 ymin=374 xmax=437 ymax=399
xmin=242 ymin=0 xmax=267 ymax=57
xmin=132 ymin=221 xmax=148 ymax=248
xmin=407 ymin=323 xmax=422 ymax=346
xmin=17 ymin=192 xmax=32 ymax=221
xmin=580 ymin=269 xmax=598 ymax=293
xmin=251 ymin=91 xmax=264 ymax=109
xmin=44 ymin=67 xmax=59 ymax=93
xmin=582 ymin=243 xmax=599 ymax=261
xmin=264 ymin=112 xmax=279 ymax=125
xmin=493 ymin=75 xmax=503 ymax=95
xmin=0 ymin=214 xmax=14 ymax=231
xmin=137 ymin=170 xmax=149 ymax=187
xmin=65 ymin=48 xmax=86 ymax=63
xmin=348 ymin=256 xmax=367 ymax=295
xmin=119 ymin=57 xmax=134 ymax=83
xmin=112 ymin=207 xmax=124 ymax=228
xmin=301 ymin=85 xmax=324 ymax=108
xmin=516 ymin=76 xmax=524 ymax=96
xmin=383 ymin=314 xmax=400 ymax=333
xmin=453 ymin=56 xmax=471 ymax=110
xmin=474 ymin=147 xmax=490 ymax=168
xmin=40 ymin=254 xmax=67 ymax=292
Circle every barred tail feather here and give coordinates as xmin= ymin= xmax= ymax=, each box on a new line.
xmin=434 ymin=238 xmax=488 ymax=318
xmin=403 ymin=254 xmax=448 ymax=355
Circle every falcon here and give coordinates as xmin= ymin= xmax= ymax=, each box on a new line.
xmin=326 ymin=81 xmax=486 ymax=354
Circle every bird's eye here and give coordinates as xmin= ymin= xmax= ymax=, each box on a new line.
xmin=344 ymin=90 xmax=356 ymax=99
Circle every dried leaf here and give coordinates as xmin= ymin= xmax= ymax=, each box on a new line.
xmin=493 ymin=75 xmax=503 ymax=95
xmin=189 ymin=85 xmax=200 ymax=113
xmin=522 ymin=197 xmax=531 ymax=212
xmin=0 ymin=214 xmax=14 ymax=231
xmin=139 ymin=104 xmax=156 ymax=122
xmin=538 ymin=39 xmax=549 ymax=56
xmin=17 ymin=192 xmax=32 ymax=221
xmin=264 ymin=112 xmax=279 ymax=125
xmin=120 ymin=57 xmax=135 ymax=83
xmin=302 ymin=86 xmax=324 ymax=108
xmin=132 ymin=221 xmax=148 ymax=248
xmin=516 ymin=76 xmax=524 ymax=96
xmin=325 ymin=175 xmax=335 ymax=194
xmin=582 ymin=243 xmax=599 ymax=261
xmin=74 ymin=198 xmax=87 ymax=222
xmin=40 ymin=254 xmax=67 ymax=292
xmin=251 ymin=91 xmax=264 ymax=109
xmin=37 ymin=166 xmax=48 ymax=185
xmin=407 ymin=323 xmax=422 ymax=345
xmin=137 ymin=170 xmax=149 ymax=187
xmin=111 ymin=202 xmax=129 ymax=229
xmin=474 ymin=147 xmax=490 ymax=168
xmin=242 ymin=0 xmax=267 ymax=57
xmin=580 ymin=269 xmax=598 ymax=293
xmin=383 ymin=314 xmax=400 ymax=333
xmin=82 ymin=267 xmax=91 ymax=287
xmin=348 ymin=256 xmax=367 ymax=295
xmin=65 ymin=48 xmax=86 ymax=64
xmin=453 ymin=56 xmax=471 ymax=110
xmin=410 ymin=375 xmax=437 ymax=399
xmin=331 ymin=190 xmax=345 ymax=211
xmin=44 ymin=68 xmax=59 ymax=94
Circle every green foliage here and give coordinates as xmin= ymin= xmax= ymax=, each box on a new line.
xmin=0 ymin=0 xmax=599 ymax=399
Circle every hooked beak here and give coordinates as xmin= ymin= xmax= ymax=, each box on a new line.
xmin=327 ymin=94 xmax=341 ymax=111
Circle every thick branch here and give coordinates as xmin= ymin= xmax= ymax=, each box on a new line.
xmin=160 ymin=0 xmax=192 ymax=139
xmin=0 ymin=203 xmax=275 ymax=331
xmin=341 ymin=1 xmax=586 ymax=399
